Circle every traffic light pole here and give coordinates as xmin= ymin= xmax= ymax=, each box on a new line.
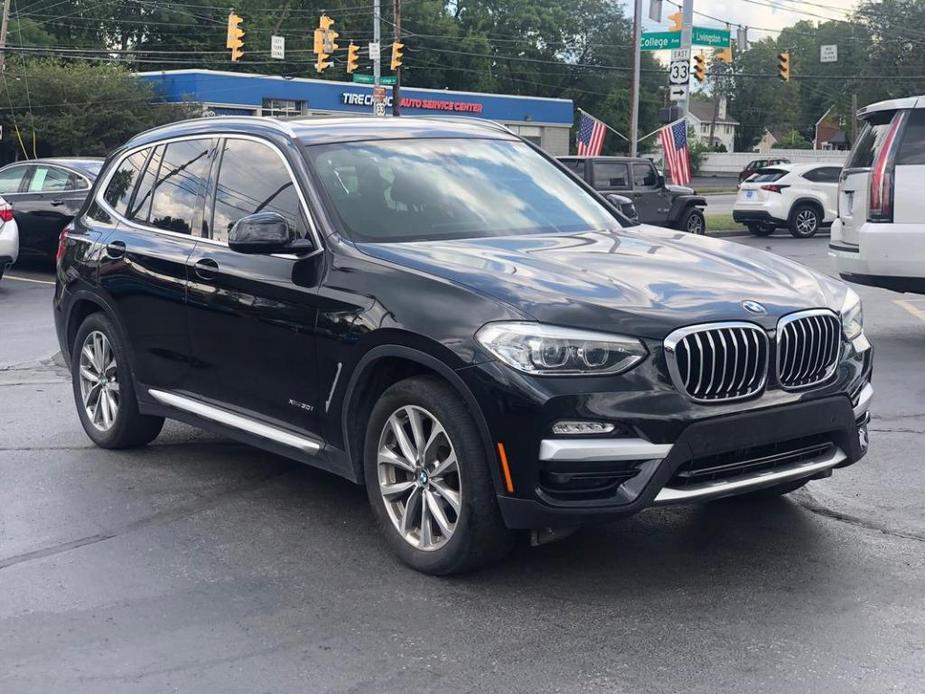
xmin=392 ymin=0 xmax=401 ymax=116
xmin=678 ymin=0 xmax=694 ymax=118
xmin=0 ymin=0 xmax=10 ymax=73
xmin=629 ymin=0 xmax=641 ymax=157
xmin=373 ymin=0 xmax=381 ymax=93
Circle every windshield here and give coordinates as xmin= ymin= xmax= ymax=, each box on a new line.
xmin=305 ymin=138 xmax=621 ymax=243
xmin=847 ymin=111 xmax=899 ymax=169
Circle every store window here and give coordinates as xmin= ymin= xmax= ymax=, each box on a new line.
xmin=262 ymin=98 xmax=305 ymax=118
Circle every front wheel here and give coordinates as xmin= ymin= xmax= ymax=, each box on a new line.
xmin=679 ymin=208 xmax=705 ymax=235
xmin=71 ymin=312 xmax=164 ymax=449
xmin=789 ymin=204 xmax=821 ymax=238
xmin=364 ymin=375 xmax=514 ymax=575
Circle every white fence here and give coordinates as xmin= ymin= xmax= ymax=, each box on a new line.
xmin=698 ymin=150 xmax=849 ymax=176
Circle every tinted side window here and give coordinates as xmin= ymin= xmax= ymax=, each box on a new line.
xmin=28 ymin=166 xmax=73 ymax=192
xmin=148 ymin=139 xmax=215 ymax=235
xmin=897 ymin=108 xmax=925 ymax=165
xmin=560 ymin=159 xmax=585 ymax=177
xmin=127 ymin=145 xmax=164 ymax=221
xmin=104 ymin=148 xmax=150 ymax=214
xmin=847 ymin=111 xmax=899 ymax=169
xmin=0 ymin=166 xmax=27 ymax=194
xmin=633 ymin=162 xmax=657 ymax=187
xmin=592 ymin=162 xmax=629 ymax=189
xmin=211 ymin=138 xmax=307 ymax=243
xmin=802 ymin=168 xmax=823 ymax=182
xmin=752 ymin=169 xmax=787 ymax=182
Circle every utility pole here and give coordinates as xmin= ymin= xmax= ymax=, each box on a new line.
xmin=678 ymin=0 xmax=694 ymax=119
xmin=851 ymin=93 xmax=858 ymax=145
xmin=372 ymin=0 xmax=382 ymax=116
xmin=708 ymin=63 xmax=719 ymax=147
xmin=392 ymin=0 xmax=401 ymax=116
xmin=629 ymin=0 xmax=642 ymax=156
xmin=0 ymin=0 xmax=12 ymax=73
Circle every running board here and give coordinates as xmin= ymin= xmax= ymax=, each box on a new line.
xmin=148 ymin=389 xmax=322 ymax=455
xmin=653 ymin=446 xmax=846 ymax=504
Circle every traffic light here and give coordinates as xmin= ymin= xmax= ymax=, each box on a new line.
xmin=319 ymin=14 xmax=335 ymax=31
xmin=716 ymin=46 xmax=733 ymax=64
xmin=346 ymin=42 xmax=359 ymax=74
xmin=390 ymin=41 xmax=404 ymax=70
xmin=667 ymin=11 xmax=683 ymax=32
xmin=313 ymin=29 xmax=324 ymax=55
xmin=313 ymin=14 xmax=337 ymax=73
xmin=315 ymin=51 xmax=333 ymax=73
xmin=226 ymin=11 xmax=244 ymax=62
xmin=778 ymin=51 xmax=790 ymax=81
xmin=693 ymin=53 xmax=706 ymax=82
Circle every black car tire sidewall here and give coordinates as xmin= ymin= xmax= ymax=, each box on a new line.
xmin=681 ymin=209 xmax=705 ymax=235
xmin=71 ymin=312 xmax=163 ymax=449
xmin=363 ymin=375 xmax=513 ymax=575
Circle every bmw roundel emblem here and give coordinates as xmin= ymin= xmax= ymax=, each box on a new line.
xmin=742 ymin=300 xmax=767 ymax=315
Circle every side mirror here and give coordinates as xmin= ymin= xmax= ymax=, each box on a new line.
xmin=228 ymin=212 xmax=300 ymax=254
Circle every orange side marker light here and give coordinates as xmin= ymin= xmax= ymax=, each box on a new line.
xmin=496 ymin=442 xmax=514 ymax=494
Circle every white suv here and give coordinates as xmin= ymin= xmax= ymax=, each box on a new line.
xmin=830 ymin=96 xmax=925 ymax=294
xmin=0 ymin=196 xmax=18 ymax=282
xmin=733 ymin=162 xmax=841 ymax=238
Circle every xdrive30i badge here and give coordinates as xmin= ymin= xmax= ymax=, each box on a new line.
xmin=741 ymin=300 xmax=767 ymax=315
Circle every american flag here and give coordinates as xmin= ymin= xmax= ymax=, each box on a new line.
xmin=658 ymin=119 xmax=692 ymax=186
xmin=577 ymin=110 xmax=606 ymax=156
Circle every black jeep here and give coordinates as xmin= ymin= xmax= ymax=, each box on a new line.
xmin=559 ymin=156 xmax=707 ymax=234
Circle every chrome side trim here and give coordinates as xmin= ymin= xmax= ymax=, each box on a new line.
xmin=539 ymin=438 xmax=673 ymax=462
xmin=324 ymin=362 xmax=342 ymax=413
xmin=853 ymin=382 xmax=873 ymax=420
xmin=148 ymin=389 xmax=322 ymax=454
xmin=653 ymin=446 xmax=846 ymax=505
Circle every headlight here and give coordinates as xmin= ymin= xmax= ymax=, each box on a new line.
xmin=475 ymin=322 xmax=647 ymax=376
xmin=840 ymin=288 xmax=864 ymax=340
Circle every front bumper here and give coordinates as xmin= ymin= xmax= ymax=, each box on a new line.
xmin=460 ymin=339 xmax=873 ymax=530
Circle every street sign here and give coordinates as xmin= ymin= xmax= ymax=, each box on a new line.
xmin=648 ymin=0 xmax=662 ymax=22
xmin=820 ymin=44 xmax=838 ymax=63
xmin=669 ymin=59 xmax=690 ymax=85
xmin=671 ymin=48 xmax=690 ymax=61
xmin=669 ymin=84 xmax=689 ymax=102
xmin=692 ymin=27 xmax=730 ymax=47
xmin=641 ymin=31 xmax=681 ymax=51
xmin=270 ymin=35 xmax=285 ymax=60
xmin=374 ymin=102 xmax=386 ymax=117
xmin=368 ymin=41 xmax=380 ymax=59
xmin=352 ymin=73 xmax=396 ymax=85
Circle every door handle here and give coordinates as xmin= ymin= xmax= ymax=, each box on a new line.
xmin=50 ymin=199 xmax=65 ymax=206
xmin=194 ymin=257 xmax=219 ymax=280
xmin=104 ymin=240 xmax=126 ymax=259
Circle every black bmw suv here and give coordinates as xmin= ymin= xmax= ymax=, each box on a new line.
xmin=55 ymin=117 xmax=873 ymax=574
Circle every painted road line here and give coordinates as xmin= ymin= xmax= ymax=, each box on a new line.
xmin=5 ymin=275 xmax=55 ymax=286
xmin=894 ymin=299 xmax=925 ymax=324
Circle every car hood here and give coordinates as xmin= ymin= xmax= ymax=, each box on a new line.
xmin=356 ymin=226 xmax=847 ymax=339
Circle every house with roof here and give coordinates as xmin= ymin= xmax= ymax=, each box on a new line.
xmin=686 ymin=96 xmax=739 ymax=152
xmin=815 ymin=106 xmax=850 ymax=151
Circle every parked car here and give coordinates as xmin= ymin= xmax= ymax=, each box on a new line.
xmin=732 ymin=163 xmax=842 ymax=238
xmin=56 ymin=117 xmax=873 ymax=574
xmin=830 ymin=95 xmax=925 ymax=294
xmin=738 ymin=157 xmax=790 ymax=184
xmin=0 ymin=196 xmax=18 ymax=281
xmin=558 ymin=155 xmax=707 ymax=233
xmin=0 ymin=158 xmax=103 ymax=261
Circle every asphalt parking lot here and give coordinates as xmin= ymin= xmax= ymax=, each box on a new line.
xmin=1 ymin=237 xmax=924 ymax=693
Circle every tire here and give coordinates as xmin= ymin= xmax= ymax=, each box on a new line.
xmin=364 ymin=375 xmax=514 ymax=575
xmin=679 ymin=208 xmax=705 ymax=235
xmin=746 ymin=222 xmax=775 ymax=237
xmin=789 ymin=204 xmax=821 ymax=238
xmin=71 ymin=312 xmax=164 ymax=449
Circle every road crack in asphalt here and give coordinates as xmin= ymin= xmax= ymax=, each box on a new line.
xmin=796 ymin=490 xmax=925 ymax=543
xmin=0 ymin=470 xmax=289 ymax=571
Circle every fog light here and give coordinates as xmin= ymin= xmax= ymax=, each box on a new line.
xmin=551 ymin=420 xmax=615 ymax=436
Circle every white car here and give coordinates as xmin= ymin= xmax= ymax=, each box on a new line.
xmin=0 ymin=196 xmax=18 ymax=281
xmin=733 ymin=162 xmax=842 ymax=238
xmin=830 ymin=95 xmax=925 ymax=294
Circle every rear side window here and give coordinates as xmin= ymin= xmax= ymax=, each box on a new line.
xmin=847 ymin=110 xmax=900 ymax=169
xmin=211 ymin=138 xmax=307 ymax=243
xmin=751 ymin=169 xmax=787 ymax=182
xmin=28 ymin=166 xmax=77 ymax=192
xmin=148 ymin=139 xmax=215 ymax=235
xmin=593 ymin=162 xmax=629 ymax=188
xmin=802 ymin=167 xmax=841 ymax=183
xmin=560 ymin=159 xmax=585 ymax=177
xmin=104 ymin=149 xmax=150 ymax=214
xmin=633 ymin=162 xmax=657 ymax=187
xmin=0 ymin=166 xmax=27 ymax=194
xmin=897 ymin=109 xmax=925 ymax=165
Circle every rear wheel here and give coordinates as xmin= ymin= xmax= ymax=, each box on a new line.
xmin=679 ymin=208 xmax=705 ymax=235
xmin=789 ymin=204 xmax=821 ymax=238
xmin=71 ymin=312 xmax=164 ymax=449
xmin=746 ymin=222 xmax=775 ymax=236
xmin=364 ymin=375 xmax=514 ymax=575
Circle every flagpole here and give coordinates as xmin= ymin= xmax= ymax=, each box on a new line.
xmin=638 ymin=117 xmax=685 ymax=144
xmin=578 ymin=108 xmax=629 ymax=142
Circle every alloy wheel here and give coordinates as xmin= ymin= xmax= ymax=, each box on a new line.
xmin=795 ymin=209 xmax=818 ymax=235
xmin=687 ymin=214 xmax=704 ymax=234
xmin=78 ymin=330 xmax=120 ymax=431
xmin=377 ymin=405 xmax=461 ymax=551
